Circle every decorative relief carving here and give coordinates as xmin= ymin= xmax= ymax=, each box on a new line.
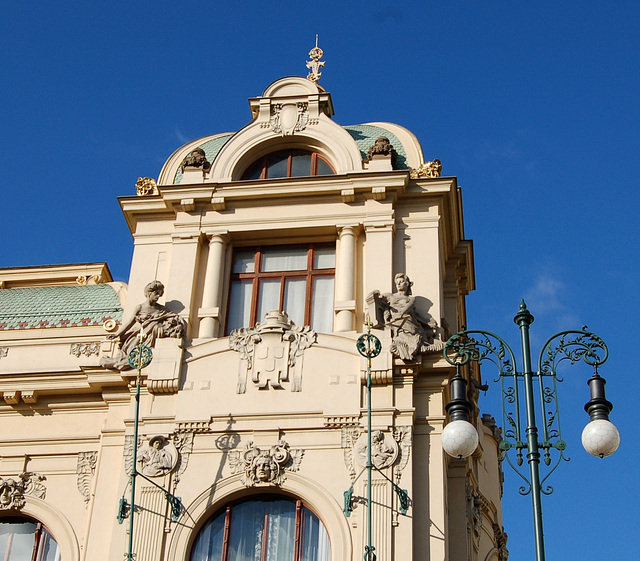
xmin=0 ymin=348 xmax=7 ymax=359
xmin=0 ymin=472 xmax=46 ymax=510
xmin=366 ymin=136 xmax=398 ymax=168
xmin=123 ymin=435 xmax=143 ymax=476
xmin=76 ymin=275 xmax=106 ymax=286
xmin=492 ymin=524 xmax=509 ymax=561
xmin=136 ymin=177 xmax=159 ymax=196
xmin=268 ymin=103 xmax=311 ymax=136
xmin=229 ymin=311 xmax=317 ymax=393
xmin=341 ymin=426 xmax=361 ymax=481
xmin=229 ymin=440 xmax=304 ymax=487
xmin=180 ymin=148 xmax=211 ymax=173
xmin=465 ymin=477 xmax=493 ymax=552
xmin=137 ymin=436 xmax=178 ymax=478
xmin=76 ymin=452 xmax=97 ymax=506
xmin=367 ymin=273 xmax=444 ymax=361
xmin=410 ymin=159 xmax=442 ymax=179
xmin=170 ymin=431 xmax=194 ymax=486
xmin=70 ymin=342 xmax=101 ymax=358
xmin=323 ymin=415 xmax=359 ymax=428
xmin=354 ymin=430 xmax=398 ymax=469
xmin=392 ymin=426 xmax=412 ymax=484
xmin=100 ymin=280 xmax=185 ymax=371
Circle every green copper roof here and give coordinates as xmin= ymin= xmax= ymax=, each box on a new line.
xmin=0 ymin=284 xmax=123 ymax=331
xmin=173 ymin=133 xmax=234 ymax=184
xmin=343 ymin=124 xmax=408 ymax=169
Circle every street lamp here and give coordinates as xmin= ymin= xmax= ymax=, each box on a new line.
xmin=442 ymin=300 xmax=619 ymax=561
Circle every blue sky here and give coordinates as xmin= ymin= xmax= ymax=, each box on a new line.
xmin=2 ymin=2 xmax=638 ymax=559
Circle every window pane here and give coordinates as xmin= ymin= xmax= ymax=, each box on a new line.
xmin=313 ymin=247 xmax=335 ymax=270
xmin=315 ymin=158 xmax=334 ymax=176
xmin=266 ymin=153 xmax=289 ymax=179
xmin=233 ymin=250 xmax=256 ymax=274
xmin=228 ymin=281 xmax=253 ymax=332
xmin=242 ymin=159 xmax=264 ymax=180
xmin=265 ymin=501 xmax=296 ymax=561
xmin=301 ymin=507 xmax=331 ymax=561
xmin=258 ymin=279 xmax=281 ymax=323
xmin=190 ymin=511 xmax=225 ymax=561
xmin=262 ymin=248 xmax=308 ymax=272
xmin=284 ymin=278 xmax=306 ymax=326
xmin=311 ymin=277 xmax=334 ymax=333
xmin=227 ymin=502 xmax=266 ymax=561
xmin=290 ymin=152 xmax=312 ymax=177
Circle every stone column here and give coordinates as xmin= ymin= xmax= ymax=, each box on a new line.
xmin=334 ymin=225 xmax=358 ymax=332
xmin=198 ymin=233 xmax=228 ymax=338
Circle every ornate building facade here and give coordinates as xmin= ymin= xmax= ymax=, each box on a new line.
xmin=0 ymin=72 xmax=507 ymax=560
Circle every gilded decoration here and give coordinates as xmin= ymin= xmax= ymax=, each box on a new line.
xmin=229 ymin=440 xmax=304 ymax=487
xmin=367 ymin=273 xmax=444 ymax=361
xmin=229 ymin=311 xmax=317 ymax=393
xmin=0 ymin=472 xmax=47 ymax=510
xmin=179 ymin=148 xmax=211 ymax=173
xmin=306 ymin=36 xmax=325 ymax=82
xmin=366 ymin=136 xmax=398 ymax=168
xmin=410 ymin=159 xmax=442 ymax=179
xmin=76 ymin=452 xmax=97 ymax=506
xmin=100 ymin=280 xmax=185 ymax=371
xmin=135 ymin=177 xmax=159 ymax=196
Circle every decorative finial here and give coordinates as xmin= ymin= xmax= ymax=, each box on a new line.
xmin=306 ymin=35 xmax=325 ymax=83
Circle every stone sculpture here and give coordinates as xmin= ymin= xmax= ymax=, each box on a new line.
xmin=100 ymin=281 xmax=184 ymax=371
xmin=368 ymin=273 xmax=443 ymax=361
xmin=0 ymin=472 xmax=46 ymax=510
xmin=229 ymin=440 xmax=304 ymax=487
xmin=180 ymin=148 xmax=211 ymax=173
xmin=137 ymin=436 xmax=176 ymax=477
xmin=367 ymin=136 xmax=398 ymax=168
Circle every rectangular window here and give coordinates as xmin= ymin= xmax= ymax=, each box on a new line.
xmin=227 ymin=245 xmax=335 ymax=334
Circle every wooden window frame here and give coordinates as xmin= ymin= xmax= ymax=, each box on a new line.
xmin=241 ymin=149 xmax=335 ymax=180
xmin=226 ymin=244 xmax=335 ymax=334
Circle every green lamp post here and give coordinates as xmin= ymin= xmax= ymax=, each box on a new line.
xmin=441 ymin=300 xmax=619 ymax=561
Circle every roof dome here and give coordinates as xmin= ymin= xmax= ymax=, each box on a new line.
xmin=157 ymin=77 xmax=426 ymax=185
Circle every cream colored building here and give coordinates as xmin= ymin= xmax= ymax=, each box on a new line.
xmin=0 ymin=74 xmax=507 ymax=561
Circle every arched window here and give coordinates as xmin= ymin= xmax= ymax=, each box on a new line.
xmin=241 ymin=150 xmax=335 ymax=180
xmin=0 ymin=517 xmax=60 ymax=561
xmin=190 ymin=496 xmax=330 ymax=561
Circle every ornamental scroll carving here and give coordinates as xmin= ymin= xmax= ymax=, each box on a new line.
xmin=0 ymin=472 xmax=47 ymax=510
xmin=229 ymin=440 xmax=304 ymax=487
xmin=77 ymin=452 xmax=97 ymax=506
xmin=229 ymin=311 xmax=317 ymax=393
xmin=268 ymin=103 xmax=312 ymax=136
xmin=136 ymin=177 xmax=159 ymax=196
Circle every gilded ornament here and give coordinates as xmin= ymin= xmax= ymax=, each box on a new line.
xmin=306 ymin=35 xmax=325 ymax=83
xmin=135 ymin=177 xmax=159 ymax=196
xmin=410 ymin=159 xmax=442 ymax=179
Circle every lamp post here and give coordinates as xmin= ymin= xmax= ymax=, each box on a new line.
xmin=441 ymin=300 xmax=619 ymax=561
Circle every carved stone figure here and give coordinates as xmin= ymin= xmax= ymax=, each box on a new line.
xmin=355 ymin=430 xmax=398 ymax=469
xmin=366 ymin=136 xmax=398 ymax=168
xmin=410 ymin=159 xmax=442 ymax=179
xmin=100 ymin=281 xmax=185 ymax=371
xmin=229 ymin=311 xmax=316 ymax=393
xmin=137 ymin=436 xmax=177 ymax=477
xmin=77 ymin=452 xmax=97 ymax=505
xmin=180 ymin=148 xmax=211 ymax=173
xmin=368 ymin=273 xmax=443 ymax=361
xmin=0 ymin=472 xmax=46 ymax=510
xmin=229 ymin=440 xmax=304 ymax=487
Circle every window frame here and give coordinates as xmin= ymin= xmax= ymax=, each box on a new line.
xmin=0 ymin=516 xmax=59 ymax=561
xmin=226 ymin=244 xmax=335 ymax=334
xmin=240 ymin=149 xmax=335 ymax=180
xmin=189 ymin=495 xmax=330 ymax=561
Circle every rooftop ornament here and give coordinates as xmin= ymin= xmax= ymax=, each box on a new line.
xmin=306 ymin=35 xmax=325 ymax=83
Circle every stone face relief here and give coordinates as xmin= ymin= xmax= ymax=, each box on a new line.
xmin=137 ymin=436 xmax=178 ymax=478
xmin=180 ymin=148 xmax=211 ymax=173
xmin=367 ymin=273 xmax=444 ymax=361
xmin=100 ymin=280 xmax=185 ymax=371
xmin=229 ymin=440 xmax=304 ymax=487
xmin=0 ymin=472 xmax=46 ymax=510
xmin=366 ymin=136 xmax=398 ymax=167
xmin=229 ymin=311 xmax=316 ymax=393
xmin=354 ymin=430 xmax=398 ymax=469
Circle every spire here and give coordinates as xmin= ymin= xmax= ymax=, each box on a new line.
xmin=306 ymin=35 xmax=325 ymax=83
